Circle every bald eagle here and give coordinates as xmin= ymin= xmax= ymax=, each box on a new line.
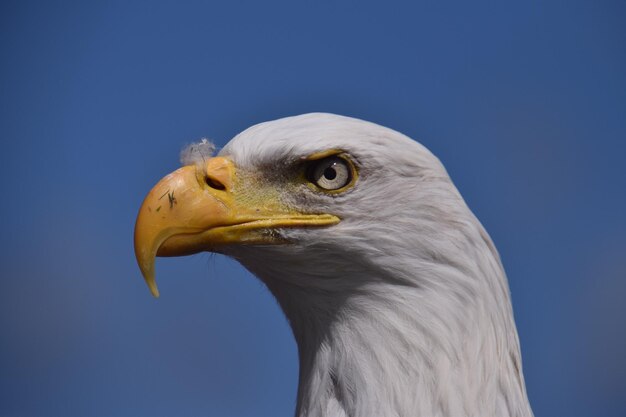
xmin=134 ymin=113 xmax=533 ymax=417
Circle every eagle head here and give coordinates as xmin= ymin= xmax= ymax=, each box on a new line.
xmin=134 ymin=113 xmax=533 ymax=417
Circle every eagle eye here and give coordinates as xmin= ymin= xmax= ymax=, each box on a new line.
xmin=306 ymin=156 xmax=353 ymax=191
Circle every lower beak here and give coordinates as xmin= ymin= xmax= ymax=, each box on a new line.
xmin=134 ymin=157 xmax=339 ymax=297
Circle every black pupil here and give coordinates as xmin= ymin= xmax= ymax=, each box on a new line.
xmin=323 ymin=165 xmax=337 ymax=180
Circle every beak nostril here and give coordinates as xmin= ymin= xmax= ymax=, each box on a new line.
xmin=205 ymin=175 xmax=226 ymax=191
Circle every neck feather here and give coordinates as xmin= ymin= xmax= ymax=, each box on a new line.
xmin=235 ymin=225 xmax=533 ymax=417
xmin=267 ymin=272 xmax=531 ymax=417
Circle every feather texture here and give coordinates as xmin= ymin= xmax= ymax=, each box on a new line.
xmin=218 ymin=113 xmax=533 ymax=417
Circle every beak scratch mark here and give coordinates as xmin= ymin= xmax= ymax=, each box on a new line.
xmin=168 ymin=191 xmax=177 ymax=209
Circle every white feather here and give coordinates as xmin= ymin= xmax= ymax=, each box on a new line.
xmin=180 ymin=138 xmax=216 ymax=167
xmin=219 ymin=113 xmax=533 ymax=417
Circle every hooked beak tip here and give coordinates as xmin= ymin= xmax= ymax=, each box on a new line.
xmin=137 ymin=257 xmax=160 ymax=298
xmin=147 ymin=278 xmax=160 ymax=298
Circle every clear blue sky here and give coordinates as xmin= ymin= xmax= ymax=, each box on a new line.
xmin=1 ymin=1 xmax=625 ymax=416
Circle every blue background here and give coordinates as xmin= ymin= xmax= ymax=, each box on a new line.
xmin=1 ymin=1 xmax=625 ymax=416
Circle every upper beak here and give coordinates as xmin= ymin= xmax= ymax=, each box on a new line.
xmin=134 ymin=157 xmax=339 ymax=297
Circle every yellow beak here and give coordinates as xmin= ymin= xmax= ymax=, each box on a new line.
xmin=134 ymin=157 xmax=339 ymax=297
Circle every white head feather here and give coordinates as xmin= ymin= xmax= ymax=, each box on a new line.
xmin=218 ymin=113 xmax=533 ymax=417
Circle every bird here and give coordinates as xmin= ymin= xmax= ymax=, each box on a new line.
xmin=134 ymin=113 xmax=534 ymax=417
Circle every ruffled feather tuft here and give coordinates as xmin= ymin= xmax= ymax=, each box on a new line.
xmin=180 ymin=138 xmax=216 ymax=166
